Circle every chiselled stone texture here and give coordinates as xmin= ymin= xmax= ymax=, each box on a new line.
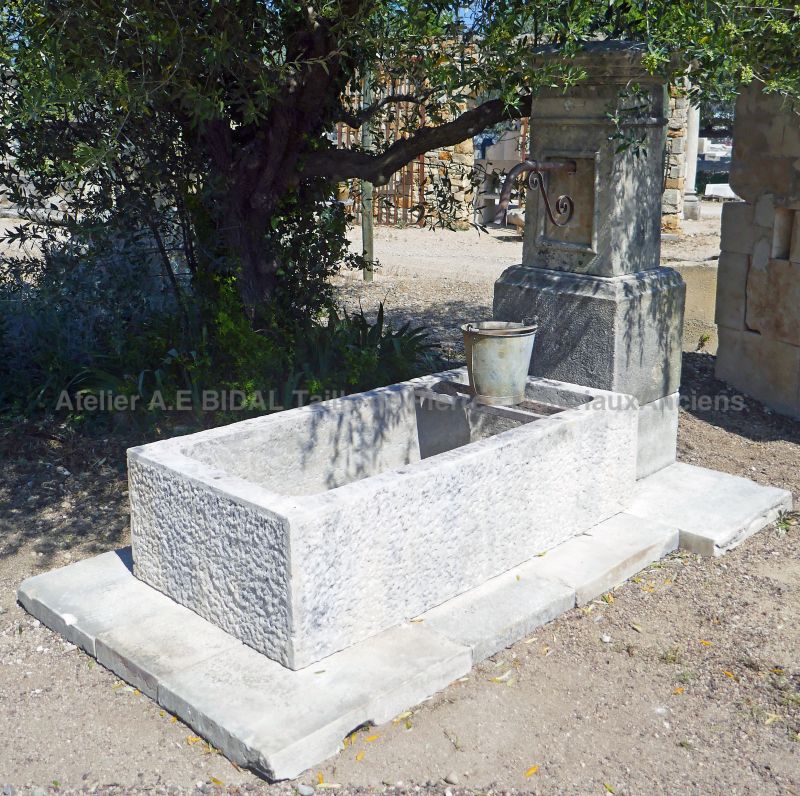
xmin=715 ymin=82 xmax=800 ymax=419
xmin=130 ymin=369 xmax=637 ymax=670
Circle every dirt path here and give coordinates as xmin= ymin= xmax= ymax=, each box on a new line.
xmin=2 ymin=206 xmax=800 ymax=795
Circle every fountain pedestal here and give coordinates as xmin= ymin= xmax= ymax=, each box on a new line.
xmin=493 ymin=42 xmax=685 ymax=478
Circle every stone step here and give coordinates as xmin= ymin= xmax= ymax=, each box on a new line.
xmin=629 ymin=462 xmax=793 ymax=556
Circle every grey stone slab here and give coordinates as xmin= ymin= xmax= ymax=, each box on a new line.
xmin=420 ymin=566 xmax=575 ymax=662
xmin=523 ymin=513 xmax=680 ymax=604
xmin=629 ymin=462 xmax=793 ymax=556
xmin=96 ymin=606 xmax=243 ymax=699
xmin=158 ymin=623 xmax=471 ymax=781
xmin=16 ymin=548 xmax=167 ymax=655
xmin=636 ymin=393 xmax=679 ymax=479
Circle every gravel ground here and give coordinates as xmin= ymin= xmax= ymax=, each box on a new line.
xmin=2 ymin=203 xmax=800 ymax=795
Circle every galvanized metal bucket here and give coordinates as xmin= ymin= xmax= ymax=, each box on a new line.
xmin=461 ymin=321 xmax=538 ymax=406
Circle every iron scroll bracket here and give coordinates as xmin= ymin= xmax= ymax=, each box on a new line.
xmin=493 ymin=158 xmax=577 ymax=228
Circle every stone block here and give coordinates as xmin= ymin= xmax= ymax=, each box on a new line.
xmin=715 ymin=327 xmax=800 ymax=419
xmin=683 ymin=194 xmax=702 ymax=221
xmin=754 ymin=193 xmax=776 ymax=228
xmin=159 ymin=624 xmax=471 ymax=780
xmin=629 ymin=462 xmax=793 ymax=556
xmin=524 ymin=513 xmax=679 ymax=604
xmin=636 ymin=392 xmax=679 ymax=479
xmin=493 ymin=266 xmax=685 ymax=405
xmin=745 ymin=258 xmax=800 ymax=346
xmin=714 ymin=252 xmax=750 ymax=330
xmin=421 ymin=567 xmax=574 ymax=663
xmin=720 ymin=201 xmax=755 ymax=254
xmin=131 ymin=370 xmax=637 ymax=669
xmin=17 ymin=549 xmax=169 ymax=656
xmin=95 ymin=605 xmax=242 ymax=699
xmin=669 ymin=137 xmax=686 ymax=155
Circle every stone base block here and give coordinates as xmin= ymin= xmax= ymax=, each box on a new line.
xmin=493 ymin=265 xmax=686 ymax=406
xmin=683 ymin=194 xmax=702 ymax=221
xmin=636 ymin=393 xmax=679 ymax=479
xmin=629 ymin=462 xmax=793 ymax=556
xmin=715 ymin=326 xmax=800 ymax=420
xmin=524 ymin=512 xmax=679 ymax=604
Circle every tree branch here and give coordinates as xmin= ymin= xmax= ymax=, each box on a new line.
xmin=336 ymin=90 xmax=434 ymax=128
xmin=303 ymin=94 xmax=532 ymax=184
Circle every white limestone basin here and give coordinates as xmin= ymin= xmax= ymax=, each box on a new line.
xmin=129 ymin=369 xmax=637 ymax=669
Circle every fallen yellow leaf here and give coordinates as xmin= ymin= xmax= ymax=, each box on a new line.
xmin=209 ymin=777 xmax=223 ymax=786
xmin=604 ymin=784 xmax=616 ymax=794
xmin=393 ymin=711 xmax=413 ymax=723
xmin=673 ymin=686 xmax=684 ymax=695
xmin=602 ymin=593 xmax=614 ymax=604
xmin=524 ymin=765 xmax=539 ymax=778
xmin=170 ymin=716 xmax=178 ymax=724
xmin=365 ymin=734 xmax=379 ymax=743
xmin=355 ymin=751 xmax=365 ymax=762
xmin=186 ymin=736 xmax=202 ymax=745
xmin=317 ymin=772 xmax=324 ymax=784
xmin=699 ymin=639 xmax=713 ymax=646
xmin=722 ymin=670 xmax=738 ymax=681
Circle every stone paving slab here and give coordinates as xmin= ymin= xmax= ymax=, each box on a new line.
xmin=629 ymin=462 xmax=793 ymax=556
xmin=16 ymin=549 xmax=171 ymax=656
xmin=522 ymin=512 xmax=680 ymax=604
xmin=159 ymin=623 xmax=471 ymax=780
xmin=96 ymin=608 xmax=244 ymax=700
xmin=420 ymin=567 xmax=575 ymax=662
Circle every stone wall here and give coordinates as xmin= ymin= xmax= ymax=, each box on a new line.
xmin=661 ymin=88 xmax=689 ymax=230
xmin=714 ymin=83 xmax=800 ymax=419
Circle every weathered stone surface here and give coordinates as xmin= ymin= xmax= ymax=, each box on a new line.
xmin=96 ymin=605 xmax=242 ymax=699
xmin=714 ymin=252 xmax=750 ymax=330
xmin=754 ymin=193 xmax=776 ymax=228
xmin=745 ymin=258 xmax=800 ymax=346
xmin=636 ymin=393 xmax=679 ymax=479
xmin=17 ymin=549 xmax=167 ymax=656
xmin=131 ymin=369 xmax=637 ymax=669
xmin=524 ymin=513 xmax=679 ymax=604
xmin=715 ymin=327 xmax=800 ymax=419
xmin=792 ymin=211 xmax=800 ymax=263
xmin=494 ymin=266 xmax=685 ymax=405
xmin=719 ymin=202 xmax=755 ymax=255
xmin=421 ymin=566 xmax=574 ymax=662
xmin=160 ymin=622 xmax=472 ymax=780
xmin=629 ymin=463 xmax=793 ymax=556
xmin=522 ymin=43 xmax=667 ymax=278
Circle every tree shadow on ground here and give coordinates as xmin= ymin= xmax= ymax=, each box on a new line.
xmin=680 ymin=351 xmax=800 ymax=445
xmin=0 ymin=422 xmax=142 ymax=566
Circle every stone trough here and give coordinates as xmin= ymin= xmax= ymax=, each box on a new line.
xmin=17 ymin=368 xmax=792 ymax=780
xmin=129 ymin=369 xmax=636 ymax=669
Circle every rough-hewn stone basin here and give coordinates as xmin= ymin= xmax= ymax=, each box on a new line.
xmin=129 ymin=369 xmax=637 ymax=669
